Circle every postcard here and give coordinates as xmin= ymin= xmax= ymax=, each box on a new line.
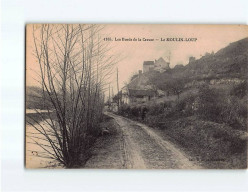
xmin=26 ymin=24 xmax=248 ymax=169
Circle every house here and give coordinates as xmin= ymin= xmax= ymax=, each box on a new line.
xmin=143 ymin=57 xmax=170 ymax=73
xmin=118 ymin=85 xmax=158 ymax=105
xmin=143 ymin=61 xmax=155 ymax=73
xmin=128 ymin=89 xmax=157 ymax=103
xmin=115 ymin=68 xmax=160 ymax=105
xmin=154 ymin=57 xmax=170 ymax=72
xmin=127 ymin=70 xmax=150 ymax=89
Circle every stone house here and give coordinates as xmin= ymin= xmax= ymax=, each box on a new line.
xmin=143 ymin=57 xmax=170 ymax=73
xmin=143 ymin=61 xmax=155 ymax=73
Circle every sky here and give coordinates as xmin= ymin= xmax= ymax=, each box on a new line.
xmin=26 ymin=24 xmax=248 ymax=95
xmin=101 ymin=24 xmax=248 ymax=94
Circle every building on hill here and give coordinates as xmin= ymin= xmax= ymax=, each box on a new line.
xmin=118 ymin=68 xmax=160 ymax=105
xmin=143 ymin=61 xmax=155 ymax=73
xmin=143 ymin=57 xmax=170 ymax=73
xmin=127 ymin=70 xmax=150 ymax=89
xmin=154 ymin=57 xmax=170 ymax=72
xmin=115 ymin=86 xmax=157 ymax=105
xmin=120 ymin=70 xmax=158 ymax=104
xmin=127 ymin=89 xmax=157 ymax=104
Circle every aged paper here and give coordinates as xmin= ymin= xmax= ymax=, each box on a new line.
xmin=26 ymin=24 xmax=248 ymax=169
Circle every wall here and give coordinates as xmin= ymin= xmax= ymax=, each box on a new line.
xmin=143 ymin=65 xmax=154 ymax=73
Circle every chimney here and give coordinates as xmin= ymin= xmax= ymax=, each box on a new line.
xmin=139 ymin=70 xmax=142 ymax=77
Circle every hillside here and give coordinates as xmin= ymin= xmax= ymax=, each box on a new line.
xmin=26 ymin=86 xmax=54 ymax=109
xmin=26 ymin=86 xmax=44 ymax=109
xmin=177 ymin=37 xmax=248 ymax=80
xmin=126 ymin=38 xmax=248 ymax=94
xmin=147 ymin=38 xmax=248 ymax=91
xmin=119 ymin=38 xmax=248 ymax=168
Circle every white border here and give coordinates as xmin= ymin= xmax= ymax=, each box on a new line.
xmin=1 ymin=0 xmax=248 ymax=192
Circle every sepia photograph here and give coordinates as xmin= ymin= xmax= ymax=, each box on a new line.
xmin=25 ymin=24 xmax=248 ymax=169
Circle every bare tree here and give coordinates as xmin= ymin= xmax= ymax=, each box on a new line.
xmin=27 ymin=24 xmax=117 ymax=167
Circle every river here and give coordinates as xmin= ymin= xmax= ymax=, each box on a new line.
xmin=26 ymin=110 xmax=62 ymax=168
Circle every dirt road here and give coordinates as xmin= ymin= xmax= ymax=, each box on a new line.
xmin=85 ymin=112 xmax=201 ymax=169
xmin=115 ymin=112 xmax=200 ymax=169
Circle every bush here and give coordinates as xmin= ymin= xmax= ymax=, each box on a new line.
xmin=219 ymin=96 xmax=247 ymax=129
xmin=119 ymin=84 xmax=247 ymax=131
xmin=147 ymin=103 xmax=165 ymax=116
xmin=118 ymin=104 xmax=142 ymax=119
xmin=119 ymin=103 xmax=131 ymax=116
xmin=230 ymin=81 xmax=248 ymax=98
xmin=196 ymin=85 xmax=247 ymax=130
xmin=196 ymin=86 xmax=222 ymax=121
xmin=130 ymin=106 xmax=141 ymax=118
xmin=173 ymin=94 xmax=196 ymax=116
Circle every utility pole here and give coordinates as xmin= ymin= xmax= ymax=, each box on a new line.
xmin=109 ymin=83 xmax=111 ymax=103
xmin=112 ymin=87 xmax=114 ymax=101
xmin=168 ymin=51 xmax=171 ymax=66
xmin=116 ymin=68 xmax=120 ymax=112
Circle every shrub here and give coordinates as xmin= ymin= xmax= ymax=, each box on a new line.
xmin=196 ymin=85 xmax=247 ymax=130
xmin=147 ymin=103 xmax=165 ymax=116
xmin=196 ymin=86 xmax=222 ymax=121
xmin=174 ymin=94 xmax=196 ymax=116
xmin=119 ymin=103 xmax=131 ymax=116
xmin=130 ymin=106 xmax=141 ymax=118
xmin=230 ymin=81 xmax=248 ymax=98
xmin=219 ymin=96 xmax=247 ymax=129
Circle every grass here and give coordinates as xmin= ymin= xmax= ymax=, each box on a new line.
xmin=118 ymin=83 xmax=247 ymax=169
xmin=156 ymin=116 xmax=247 ymax=169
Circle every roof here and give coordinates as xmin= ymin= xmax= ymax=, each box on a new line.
xmin=143 ymin=61 xmax=154 ymax=65
xmin=128 ymin=89 xmax=156 ymax=97
xmin=127 ymin=73 xmax=150 ymax=89
xmin=157 ymin=57 xmax=166 ymax=62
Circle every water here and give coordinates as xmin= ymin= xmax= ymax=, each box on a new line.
xmin=26 ymin=112 xmax=62 ymax=168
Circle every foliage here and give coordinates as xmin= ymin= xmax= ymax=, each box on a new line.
xmin=149 ymin=70 xmax=189 ymax=100
xmin=196 ymin=85 xmax=247 ymax=130
xmin=196 ymin=86 xmax=222 ymax=121
xmin=230 ymin=81 xmax=248 ymax=98
xmin=27 ymin=24 xmax=116 ymax=168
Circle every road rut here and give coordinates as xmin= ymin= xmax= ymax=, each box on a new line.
xmin=106 ymin=112 xmax=201 ymax=169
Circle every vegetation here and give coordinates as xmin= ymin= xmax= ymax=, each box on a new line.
xmin=26 ymin=24 xmax=117 ymax=168
xmin=118 ymin=83 xmax=247 ymax=168
xmin=118 ymin=38 xmax=248 ymax=168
